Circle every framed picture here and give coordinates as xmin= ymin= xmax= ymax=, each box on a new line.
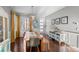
xmin=54 ymin=18 xmax=60 ymax=25
xmin=51 ymin=19 xmax=55 ymax=25
xmin=61 ymin=16 xmax=68 ymax=24
xmin=33 ymin=20 xmax=39 ymax=28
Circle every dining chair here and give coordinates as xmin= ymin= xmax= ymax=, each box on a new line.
xmin=29 ymin=38 xmax=40 ymax=52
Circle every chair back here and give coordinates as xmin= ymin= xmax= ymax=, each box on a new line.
xmin=29 ymin=38 xmax=40 ymax=47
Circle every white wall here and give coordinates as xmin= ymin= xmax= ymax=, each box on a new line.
xmin=46 ymin=6 xmax=79 ymax=47
xmin=46 ymin=6 xmax=79 ymax=33
xmin=0 ymin=7 xmax=9 ymax=17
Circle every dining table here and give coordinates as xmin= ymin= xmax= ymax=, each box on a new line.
xmin=23 ymin=32 xmax=43 ymax=52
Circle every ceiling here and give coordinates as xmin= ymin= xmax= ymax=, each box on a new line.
xmin=2 ymin=6 xmax=66 ymax=17
xmin=10 ymin=6 xmax=39 ymax=16
xmin=37 ymin=6 xmax=66 ymax=17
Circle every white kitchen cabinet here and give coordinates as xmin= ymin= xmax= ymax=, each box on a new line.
xmin=64 ymin=32 xmax=70 ymax=45
xmin=58 ymin=31 xmax=79 ymax=48
xmin=68 ymin=33 xmax=77 ymax=47
xmin=49 ymin=31 xmax=79 ymax=48
xmin=49 ymin=32 xmax=65 ymax=42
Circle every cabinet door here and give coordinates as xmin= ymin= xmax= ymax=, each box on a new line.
xmin=69 ymin=33 xmax=77 ymax=47
xmin=65 ymin=32 xmax=70 ymax=44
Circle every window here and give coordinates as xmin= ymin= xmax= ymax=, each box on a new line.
xmin=40 ymin=17 xmax=45 ymax=32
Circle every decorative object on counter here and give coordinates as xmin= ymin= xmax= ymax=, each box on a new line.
xmin=72 ymin=21 xmax=79 ymax=31
xmin=54 ymin=18 xmax=60 ymax=25
xmin=60 ymin=16 xmax=68 ymax=24
xmin=54 ymin=27 xmax=60 ymax=31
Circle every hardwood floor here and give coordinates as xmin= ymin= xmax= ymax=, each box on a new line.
xmin=48 ymin=39 xmax=59 ymax=52
xmin=11 ymin=37 xmax=24 ymax=52
xmin=11 ymin=37 xmax=59 ymax=52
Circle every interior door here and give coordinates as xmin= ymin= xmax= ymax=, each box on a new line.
xmin=0 ymin=16 xmax=3 ymax=42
